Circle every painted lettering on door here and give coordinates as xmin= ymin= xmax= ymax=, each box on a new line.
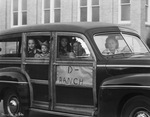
xmin=56 ymin=66 xmax=93 ymax=86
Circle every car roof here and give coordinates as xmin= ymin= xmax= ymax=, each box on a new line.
xmin=0 ymin=22 xmax=136 ymax=36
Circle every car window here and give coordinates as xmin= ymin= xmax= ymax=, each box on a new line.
xmin=57 ymin=35 xmax=91 ymax=59
xmin=26 ymin=36 xmax=50 ymax=58
xmin=0 ymin=37 xmax=21 ymax=57
xmin=94 ymin=34 xmax=128 ymax=55
xmin=94 ymin=33 xmax=148 ymax=56
xmin=122 ymin=34 xmax=148 ymax=53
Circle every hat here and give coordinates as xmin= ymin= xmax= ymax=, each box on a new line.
xmin=38 ymin=40 xmax=49 ymax=47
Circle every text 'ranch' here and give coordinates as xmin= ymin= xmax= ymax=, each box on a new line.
xmin=56 ymin=66 xmax=93 ymax=86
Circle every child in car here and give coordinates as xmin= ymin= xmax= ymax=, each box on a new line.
xmin=35 ymin=41 xmax=49 ymax=58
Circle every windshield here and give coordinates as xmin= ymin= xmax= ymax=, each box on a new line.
xmin=93 ymin=33 xmax=149 ymax=56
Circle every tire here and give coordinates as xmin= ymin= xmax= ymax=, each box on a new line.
xmin=121 ymin=96 xmax=150 ymax=117
xmin=3 ymin=90 xmax=29 ymax=117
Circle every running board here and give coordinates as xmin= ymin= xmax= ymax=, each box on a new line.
xmin=30 ymin=108 xmax=93 ymax=117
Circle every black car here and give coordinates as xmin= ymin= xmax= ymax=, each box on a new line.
xmin=0 ymin=22 xmax=149 ymax=117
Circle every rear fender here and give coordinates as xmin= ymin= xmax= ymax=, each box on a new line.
xmin=0 ymin=67 xmax=32 ymax=109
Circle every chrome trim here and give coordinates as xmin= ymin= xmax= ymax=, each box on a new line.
xmin=101 ymin=85 xmax=150 ymax=89
xmin=97 ymin=64 xmax=150 ymax=68
xmin=96 ymin=65 xmax=106 ymax=67
xmin=30 ymin=108 xmax=93 ymax=117
xmin=0 ymin=81 xmax=27 ymax=84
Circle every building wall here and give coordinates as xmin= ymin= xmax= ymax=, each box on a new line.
xmin=37 ymin=0 xmax=43 ymax=24
xmin=61 ymin=0 xmax=72 ymax=22
xmin=130 ymin=0 xmax=145 ymax=39
xmin=72 ymin=0 xmax=78 ymax=22
xmin=7 ymin=0 xmax=11 ymax=29
xmin=0 ymin=0 xmax=150 ymax=41
xmin=28 ymin=0 xmax=37 ymax=25
xmin=0 ymin=0 xmax=6 ymax=30
xmin=101 ymin=0 xmax=113 ymax=23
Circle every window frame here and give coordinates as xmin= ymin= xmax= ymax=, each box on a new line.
xmin=93 ymin=32 xmax=126 ymax=56
xmin=0 ymin=34 xmax=22 ymax=59
xmin=55 ymin=32 xmax=94 ymax=61
xmin=145 ymin=0 xmax=150 ymax=25
xmin=78 ymin=0 xmax=100 ymax=22
xmin=42 ymin=0 xmax=61 ymax=23
xmin=118 ymin=0 xmax=131 ymax=24
xmin=54 ymin=0 xmax=61 ymax=22
xmin=25 ymin=32 xmax=51 ymax=60
xmin=91 ymin=0 xmax=100 ymax=22
xmin=11 ymin=0 xmax=27 ymax=27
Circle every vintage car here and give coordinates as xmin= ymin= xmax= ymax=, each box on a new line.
xmin=0 ymin=22 xmax=150 ymax=117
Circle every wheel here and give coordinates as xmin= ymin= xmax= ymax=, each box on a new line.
xmin=121 ymin=96 xmax=150 ymax=117
xmin=3 ymin=90 xmax=29 ymax=117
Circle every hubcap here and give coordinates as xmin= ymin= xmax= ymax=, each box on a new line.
xmin=134 ymin=111 xmax=150 ymax=117
xmin=7 ymin=97 xmax=19 ymax=116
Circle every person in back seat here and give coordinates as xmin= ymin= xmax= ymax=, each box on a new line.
xmin=59 ymin=36 xmax=71 ymax=57
xmin=34 ymin=41 xmax=49 ymax=58
xmin=69 ymin=41 xmax=86 ymax=58
xmin=27 ymin=39 xmax=40 ymax=57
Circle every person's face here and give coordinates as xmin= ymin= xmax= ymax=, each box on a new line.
xmin=107 ymin=39 xmax=117 ymax=51
xmin=61 ymin=38 xmax=68 ymax=47
xmin=41 ymin=45 xmax=48 ymax=54
xmin=73 ymin=42 xmax=79 ymax=51
xmin=28 ymin=40 xmax=35 ymax=50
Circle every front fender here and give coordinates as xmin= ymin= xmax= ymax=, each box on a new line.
xmin=98 ymin=73 xmax=150 ymax=117
xmin=102 ymin=73 xmax=150 ymax=87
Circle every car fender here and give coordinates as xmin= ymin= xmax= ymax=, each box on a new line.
xmin=98 ymin=73 xmax=150 ymax=117
xmin=0 ymin=67 xmax=32 ymax=109
xmin=102 ymin=73 xmax=150 ymax=87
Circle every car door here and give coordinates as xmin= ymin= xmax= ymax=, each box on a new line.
xmin=23 ymin=32 xmax=52 ymax=110
xmin=52 ymin=32 xmax=97 ymax=116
